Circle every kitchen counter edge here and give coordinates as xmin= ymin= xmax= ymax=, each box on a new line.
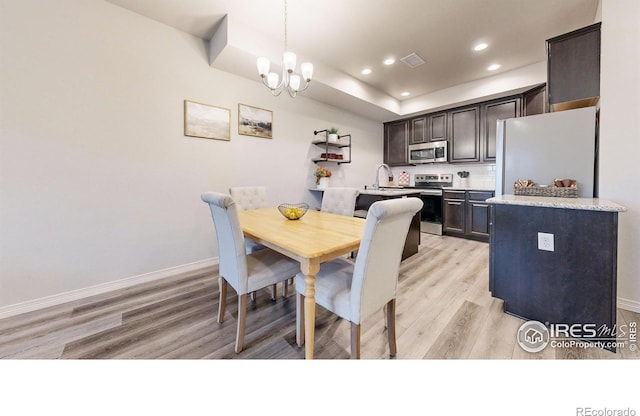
xmin=358 ymin=189 xmax=423 ymax=197
xmin=442 ymin=186 xmax=495 ymax=191
xmin=486 ymin=194 xmax=626 ymax=212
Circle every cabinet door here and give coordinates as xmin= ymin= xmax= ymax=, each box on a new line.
xmin=467 ymin=191 xmax=494 ymax=240
xmin=547 ymin=23 xmax=600 ymax=109
xmin=384 ymin=120 xmax=408 ymax=166
xmin=443 ymin=191 xmax=466 ymax=234
xmin=428 ymin=112 xmax=447 ymax=142
xmin=410 ymin=116 xmax=427 ymax=144
xmin=523 ymin=84 xmax=547 ymax=116
xmin=448 ymin=106 xmax=480 ymax=163
xmin=482 ymin=98 xmax=520 ymax=162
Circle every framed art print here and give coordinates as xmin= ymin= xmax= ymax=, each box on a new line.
xmin=184 ymin=100 xmax=230 ymax=141
xmin=238 ymin=103 xmax=273 ymax=139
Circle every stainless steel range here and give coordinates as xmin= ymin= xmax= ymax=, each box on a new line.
xmin=413 ymin=173 xmax=453 ymax=235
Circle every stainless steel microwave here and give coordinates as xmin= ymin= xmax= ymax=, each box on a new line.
xmin=408 ymin=140 xmax=448 ymax=164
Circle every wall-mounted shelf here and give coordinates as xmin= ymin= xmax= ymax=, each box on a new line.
xmin=312 ymin=129 xmax=351 ymax=164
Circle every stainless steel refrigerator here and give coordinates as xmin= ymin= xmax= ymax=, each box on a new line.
xmin=495 ymin=106 xmax=598 ymax=198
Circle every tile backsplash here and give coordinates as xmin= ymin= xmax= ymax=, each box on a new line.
xmin=390 ymin=164 xmax=496 ymax=189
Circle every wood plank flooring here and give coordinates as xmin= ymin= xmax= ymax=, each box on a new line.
xmin=1 ymin=234 xmax=638 ymax=359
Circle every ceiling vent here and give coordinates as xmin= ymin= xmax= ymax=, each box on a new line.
xmin=400 ymin=53 xmax=425 ymax=68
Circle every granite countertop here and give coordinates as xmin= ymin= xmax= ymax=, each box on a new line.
xmin=358 ymin=188 xmax=422 ymax=197
xmin=486 ymin=194 xmax=627 ymax=212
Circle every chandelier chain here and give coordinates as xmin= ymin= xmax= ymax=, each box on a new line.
xmin=284 ymin=0 xmax=288 ymax=51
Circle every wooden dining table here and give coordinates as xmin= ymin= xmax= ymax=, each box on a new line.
xmin=237 ymin=207 xmax=366 ymax=359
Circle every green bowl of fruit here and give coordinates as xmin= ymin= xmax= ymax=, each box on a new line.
xmin=278 ymin=203 xmax=309 ymax=220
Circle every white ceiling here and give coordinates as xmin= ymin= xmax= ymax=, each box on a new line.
xmin=106 ymin=0 xmax=599 ymax=121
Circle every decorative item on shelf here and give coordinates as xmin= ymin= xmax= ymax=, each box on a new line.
xmin=256 ymin=0 xmax=313 ymax=98
xmin=327 ymin=127 xmax=339 ymax=143
xmin=278 ymin=203 xmax=309 ymax=220
xmin=314 ymin=166 xmax=332 ymax=189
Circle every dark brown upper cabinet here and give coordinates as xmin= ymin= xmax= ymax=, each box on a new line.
xmin=448 ymin=105 xmax=480 ymax=163
xmin=428 ymin=112 xmax=447 ymax=142
xmin=547 ymin=22 xmax=601 ymax=111
xmin=523 ymin=84 xmax=547 ymax=116
xmin=410 ymin=116 xmax=427 ymax=144
xmin=481 ymin=97 xmax=521 ymax=162
xmin=383 ymin=120 xmax=409 ymax=166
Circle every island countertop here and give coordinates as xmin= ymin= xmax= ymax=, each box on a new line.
xmin=486 ymin=194 xmax=626 ymax=212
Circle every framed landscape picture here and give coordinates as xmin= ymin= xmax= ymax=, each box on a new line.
xmin=238 ymin=103 xmax=273 ymax=139
xmin=184 ymin=100 xmax=230 ymax=141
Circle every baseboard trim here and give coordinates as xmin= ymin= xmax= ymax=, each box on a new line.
xmin=0 ymin=257 xmax=219 ymax=320
xmin=618 ymin=297 xmax=640 ymax=313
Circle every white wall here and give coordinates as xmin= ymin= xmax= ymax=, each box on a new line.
xmin=599 ymin=0 xmax=640 ymax=310
xmin=0 ymin=0 xmax=382 ymax=309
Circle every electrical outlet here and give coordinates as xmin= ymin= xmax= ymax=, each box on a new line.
xmin=538 ymin=232 xmax=554 ymax=252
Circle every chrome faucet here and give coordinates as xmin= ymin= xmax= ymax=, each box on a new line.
xmin=374 ymin=163 xmax=393 ymax=189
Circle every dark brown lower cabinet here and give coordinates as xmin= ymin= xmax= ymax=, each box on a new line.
xmin=443 ymin=190 xmax=494 ymax=242
xmin=355 ymin=192 xmax=421 ymax=260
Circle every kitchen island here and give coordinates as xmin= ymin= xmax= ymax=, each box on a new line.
xmin=356 ymin=188 xmax=422 ymax=260
xmin=487 ymin=194 xmax=626 ymax=351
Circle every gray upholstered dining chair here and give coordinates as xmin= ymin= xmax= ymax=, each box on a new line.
xmin=295 ymin=197 xmax=423 ymax=359
xmin=320 ymin=187 xmax=359 ymax=217
xmin=229 ymin=186 xmax=288 ymax=299
xmin=201 ymin=192 xmax=300 ymax=353
xmin=321 ymin=187 xmax=360 ymax=258
xmin=229 ymin=186 xmax=268 ymax=254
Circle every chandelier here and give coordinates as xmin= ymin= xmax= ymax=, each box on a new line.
xmin=256 ymin=0 xmax=313 ymax=97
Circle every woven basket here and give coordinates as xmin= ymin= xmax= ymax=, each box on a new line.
xmin=514 ymin=186 xmax=578 ymax=198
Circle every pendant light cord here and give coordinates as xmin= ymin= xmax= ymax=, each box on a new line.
xmin=284 ymin=0 xmax=288 ymax=51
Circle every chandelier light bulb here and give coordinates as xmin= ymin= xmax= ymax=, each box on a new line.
xmin=267 ymin=72 xmax=279 ymax=89
xmin=289 ymin=74 xmax=301 ymax=91
xmin=283 ymin=51 xmax=296 ymax=72
xmin=257 ymin=57 xmax=270 ymax=76
xmin=301 ymin=62 xmax=313 ymax=81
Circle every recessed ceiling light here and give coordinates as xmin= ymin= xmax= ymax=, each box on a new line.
xmin=400 ymin=91 xmax=410 ymax=97
xmin=361 ymin=68 xmax=372 ymax=75
xmin=487 ymin=63 xmax=501 ymax=71
xmin=384 ymin=58 xmax=395 ymax=65
xmin=473 ymin=43 xmax=488 ymax=51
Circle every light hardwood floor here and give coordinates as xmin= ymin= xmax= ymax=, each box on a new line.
xmin=1 ymin=234 xmax=638 ymax=359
